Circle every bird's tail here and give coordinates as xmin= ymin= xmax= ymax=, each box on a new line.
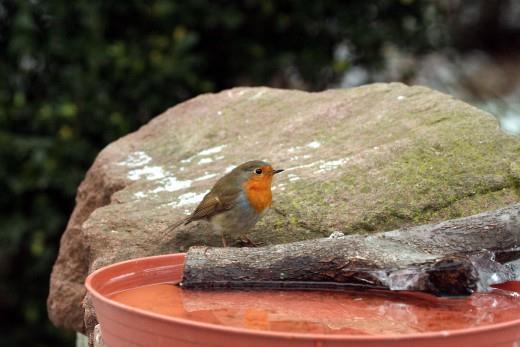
xmin=164 ymin=217 xmax=191 ymax=233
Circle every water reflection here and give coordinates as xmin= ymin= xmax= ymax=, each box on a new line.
xmin=111 ymin=282 xmax=520 ymax=336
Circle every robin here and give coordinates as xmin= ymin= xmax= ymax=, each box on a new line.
xmin=166 ymin=160 xmax=284 ymax=246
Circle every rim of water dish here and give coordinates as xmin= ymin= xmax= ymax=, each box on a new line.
xmin=85 ymin=253 xmax=520 ymax=342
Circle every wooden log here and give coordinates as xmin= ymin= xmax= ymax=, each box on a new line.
xmin=181 ymin=204 xmax=520 ymax=296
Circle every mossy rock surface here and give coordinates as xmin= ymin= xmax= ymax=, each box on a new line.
xmin=48 ymin=83 xmax=519 ymax=333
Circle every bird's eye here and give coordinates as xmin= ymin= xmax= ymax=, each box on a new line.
xmin=255 ymin=168 xmax=263 ymax=174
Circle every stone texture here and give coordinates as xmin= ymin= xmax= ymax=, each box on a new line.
xmin=48 ymin=153 xmax=126 ymax=332
xmin=48 ymin=83 xmax=520 ymax=336
xmin=92 ymin=325 xmax=105 ymax=347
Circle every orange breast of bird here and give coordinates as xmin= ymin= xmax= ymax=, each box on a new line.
xmin=243 ymin=176 xmax=273 ymax=213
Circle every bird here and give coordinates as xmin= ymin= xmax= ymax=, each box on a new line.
xmin=166 ymin=160 xmax=284 ymax=246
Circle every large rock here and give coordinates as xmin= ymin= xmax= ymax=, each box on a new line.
xmin=48 ymin=84 xmax=520 ymax=336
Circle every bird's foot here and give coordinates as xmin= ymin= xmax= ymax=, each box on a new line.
xmin=239 ymin=235 xmax=259 ymax=247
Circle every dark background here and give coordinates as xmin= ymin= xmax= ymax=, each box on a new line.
xmin=1 ymin=1 xmax=519 ymax=346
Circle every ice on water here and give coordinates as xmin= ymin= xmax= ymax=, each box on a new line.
xmin=470 ymin=250 xmax=519 ymax=292
xmin=368 ymin=248 xmax=520 ymax=293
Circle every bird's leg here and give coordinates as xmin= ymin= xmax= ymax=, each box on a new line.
xmin=220 ymin=230 xmax=228 ymax=247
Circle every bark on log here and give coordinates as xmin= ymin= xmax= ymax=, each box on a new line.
xmin=181 ymin=204 xmax=520 ymax=296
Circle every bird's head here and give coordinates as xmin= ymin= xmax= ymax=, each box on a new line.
xmin=231 ymin=160 xmax=283 ymax=212
xmin=234 ymin=160 xmax=284 ymax=187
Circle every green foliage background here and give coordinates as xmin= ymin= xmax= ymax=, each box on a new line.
xmin=0 ymin=1 xmax=446 ymax=346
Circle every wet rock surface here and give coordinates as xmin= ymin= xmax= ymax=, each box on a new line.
xmin=48 ymin=83 xmax=519 ymax=336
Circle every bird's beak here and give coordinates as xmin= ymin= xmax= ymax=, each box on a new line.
xmin=273 ymin=169 xmax=284 ymax=174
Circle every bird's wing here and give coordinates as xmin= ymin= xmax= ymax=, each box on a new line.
xmin=187 ymin=187 xmax=241 ymax=222
xmin=163 ymin=189 xmax=237 ymax=233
